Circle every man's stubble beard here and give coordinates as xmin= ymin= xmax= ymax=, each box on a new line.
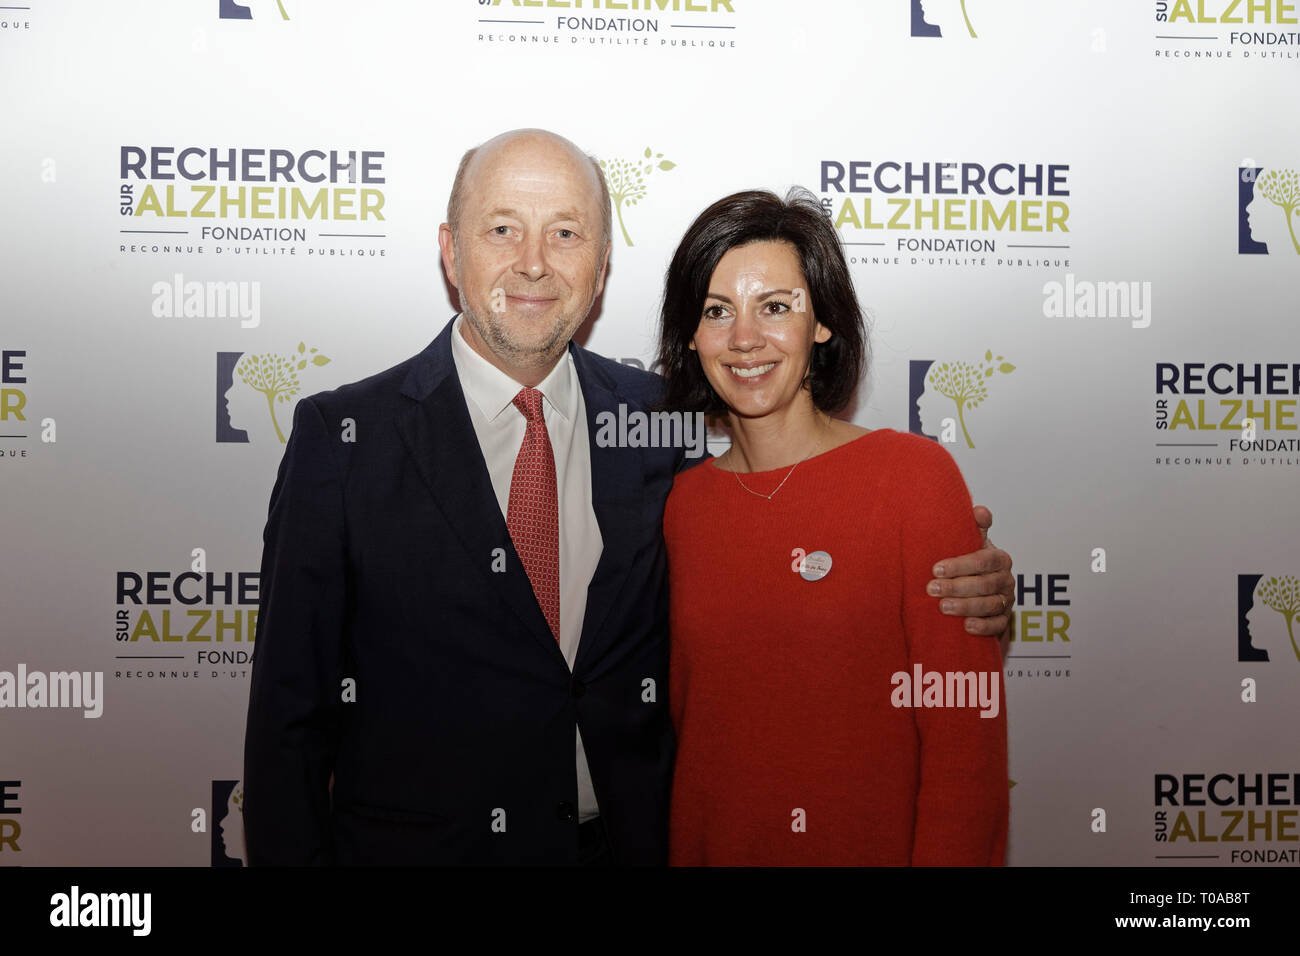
xmin=459 ymin=300 xmax=578 ymax=373
xmin=454 ymin=256 xmax=595 ymax=374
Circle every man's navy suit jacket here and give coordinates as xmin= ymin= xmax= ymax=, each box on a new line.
xmin=243 ymin=317 xmax=685 ymax=865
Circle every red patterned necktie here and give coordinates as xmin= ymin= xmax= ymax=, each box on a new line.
xmin=507 ymin=387 xmax=560 ymax=641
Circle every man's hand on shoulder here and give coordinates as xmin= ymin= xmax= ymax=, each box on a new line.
xmin=928 ymin=505 xmax=1014 ymax=638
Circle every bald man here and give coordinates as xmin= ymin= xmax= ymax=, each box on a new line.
xmin=243 ymin=129 xmax=1014 ymax=866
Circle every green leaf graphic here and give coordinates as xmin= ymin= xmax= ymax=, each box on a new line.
xmin=234 ymin=344 xmax=331 ymax=443
xmin=926 ymin=350 xmax=1014 ymax=449
xmin=1258 ymin=575 xmax=1300 ymax=660
xmin=1258 ymin=168 xmax=1300 ymax=254
xmin=600 ymin=146 xmax=676 ymax=246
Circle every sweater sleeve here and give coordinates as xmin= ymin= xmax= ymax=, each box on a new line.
xmin=894 ymin=435 xmax=1009 ymax=866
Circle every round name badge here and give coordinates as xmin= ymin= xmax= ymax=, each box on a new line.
xmin=799 ymin=550 xmax=832 ymax=582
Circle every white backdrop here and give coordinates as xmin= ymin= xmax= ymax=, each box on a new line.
xmin=2 ymin=0 xmax=1298 ymax=866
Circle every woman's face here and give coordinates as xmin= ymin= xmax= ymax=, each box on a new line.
xmin=690 ymin=240 xmax=830 ymax=420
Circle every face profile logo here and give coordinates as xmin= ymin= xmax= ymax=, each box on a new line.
xmin=219 ymin=0 xmax=289 ymax=19
xmin=1239 ymin=167 xmax=1300 ymax=255
xmin=211 ymin=780 xmax=246 ymax=867
xmin=911 ymin=0 xmax=977 ymax=38
xmin=216 ymin=343 xmax=331 ymax=444
xmin=1239 ymin=574 xmax=1299 ymax=663
xmin=909 ymin=350 xmax=1015 ymax=448
xmin=598 ymin=147 xmax=676 ymax=247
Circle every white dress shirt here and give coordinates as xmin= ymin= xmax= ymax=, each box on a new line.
xmin=449 ymin=314 xmax=604 ymax=822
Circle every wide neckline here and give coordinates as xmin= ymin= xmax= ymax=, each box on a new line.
xmin=705 ymin=428 xmax=890 ymax=479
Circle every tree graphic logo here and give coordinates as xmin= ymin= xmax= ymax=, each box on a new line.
xmin=235 ymin=342 xmax=330 ymax=443
xmin=598 ymin=147 xmax=676 ymax=247
xmin=1258 ymin=575 xmax=1300 ymax=661
xmin=219 ymin=0 xmax=290 ymax=19
xmin=1256 ymin=169 xmax=1300 ymax=255
xmin=961 ymin=0 xmax=976 ymax=36
xmin=211 ymin=779 xmax=246 ymax=868
xmin=911 ymin=0 xmax=978 ymax=38
xmin=925 ymin=350 xmax=1015 ymax=448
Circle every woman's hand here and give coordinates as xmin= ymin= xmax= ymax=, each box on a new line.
xmin=926 ymin=505 xmax=1014 ymax=637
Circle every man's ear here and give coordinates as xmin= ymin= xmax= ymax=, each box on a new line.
xmin=593 ymin=240 xmax=612 ymax=299
xmin=437 ymin=223 xmax=459 ymax=290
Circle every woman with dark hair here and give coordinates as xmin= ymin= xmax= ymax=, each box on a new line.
xmin=660 ymin=188 xmax=1008 ymax=866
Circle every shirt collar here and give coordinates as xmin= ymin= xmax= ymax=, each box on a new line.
xmin=450 ymin=313 xmax=576 ymax=425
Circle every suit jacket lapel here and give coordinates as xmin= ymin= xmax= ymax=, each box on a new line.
xmin=571 ymin=344 xmax=644 ymax=674
xmin=396 ymin=318 xmax=564 ymax=663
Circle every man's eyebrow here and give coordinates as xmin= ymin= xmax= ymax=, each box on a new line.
xmin=482 ymin=207 xmax=589 ymax=223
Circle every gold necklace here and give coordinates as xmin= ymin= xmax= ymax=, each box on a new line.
xmin=730 ymin=417 xmax=831 ymax=501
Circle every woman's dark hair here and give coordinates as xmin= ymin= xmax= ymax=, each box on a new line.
xmin=657 ymin=187 xmax=867 ymax=415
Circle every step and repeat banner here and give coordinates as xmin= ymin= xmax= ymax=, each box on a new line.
xmin=2 ymin=0 xmax=1298 ymax=867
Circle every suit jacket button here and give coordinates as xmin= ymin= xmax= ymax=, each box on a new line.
xmin=571 ymin=678 xmax=586 ymax=698
xmin=556 ymin=802 xmax=576 ymax=822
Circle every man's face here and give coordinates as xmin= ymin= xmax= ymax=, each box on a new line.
xmin=439 ymin=133 xmax=610 ymax=380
